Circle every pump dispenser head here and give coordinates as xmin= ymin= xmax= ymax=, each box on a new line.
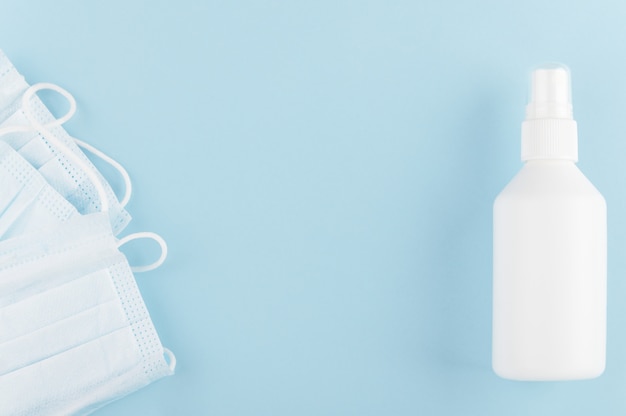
xmin=521 ymin=63 xmax=578 ymax=161
xmin=526 ymin=64 xmax=573 ymax=120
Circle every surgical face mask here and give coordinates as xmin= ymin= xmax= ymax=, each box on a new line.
xmin=0 ymin=50 xmax=131 ymax=235
xmin=0 ymin=212 xmax=174 ymax=415
xmin=0 ymin=140 xmax=78 ymax=239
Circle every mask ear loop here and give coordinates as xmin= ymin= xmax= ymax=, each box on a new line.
xmin=19 ymin=83 xmax=110 ymax=212
xmin=163 ymin=348 xmax=177 ymax=372
xmin=0 ymin=84 xmax=76 ymax=136
xmin=117 ymin=231 xmax=168 ymax=273
xmin=73 ymin=138 xmax=133 ymax=208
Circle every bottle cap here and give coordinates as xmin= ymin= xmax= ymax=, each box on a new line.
xmin=521 ymin=63 xmax=578 ymax=161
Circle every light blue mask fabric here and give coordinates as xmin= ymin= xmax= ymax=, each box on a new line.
xmin=0 ymin=140 xmax=78 ymax=239
xmin=0 ymin=50 xmax=131 ymax=235
xmin=0 ymin=212 xmax=175 ymax=415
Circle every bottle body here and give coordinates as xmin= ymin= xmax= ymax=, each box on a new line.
xmin=492 ymin=160 xmax=606 ymax=380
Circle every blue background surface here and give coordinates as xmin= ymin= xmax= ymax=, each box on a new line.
xmin=2 ymin=1 xmax=626 ymax=415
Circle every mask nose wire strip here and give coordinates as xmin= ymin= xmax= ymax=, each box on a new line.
xmin=73 ymin=137 xmax=133 ymax=208
xmin=117 ymin=231 xmax=168 ymax=273
xmin=20 ymin=83 xmax=110 ymax=212
xmin=163 ymin=348 xmax=177 ymax=372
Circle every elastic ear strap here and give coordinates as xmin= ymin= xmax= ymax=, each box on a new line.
xmin=117 ymin=231 xmax=168 ymax=273
xmin=164 ymin=348 xmax=177 ymax=372
xmin=21 ymin=83 xmax=111 ymax=212
xmin=0 ymin=82 xmax=76 ymax=136
xmin=74 ymin=137 xmax=133 ymax=207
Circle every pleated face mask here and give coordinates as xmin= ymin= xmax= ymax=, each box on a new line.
xmin=0 ymin=212 xmax=174 ymax=416
xmin=0 ymin=50 xmax=131 ymax=235
xmin=0 ymin=140 xmax=78 ymax=239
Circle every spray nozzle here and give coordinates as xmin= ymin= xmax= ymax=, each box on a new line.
xmin=525 ymin=63 xmax=573 ymax=120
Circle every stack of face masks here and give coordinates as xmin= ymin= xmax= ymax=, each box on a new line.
xmin=0 ymin=51 xmax=175 ymax=415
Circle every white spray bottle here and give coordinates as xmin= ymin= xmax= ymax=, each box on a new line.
xmin=492 ymin=64 xmax=606 ymax=380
